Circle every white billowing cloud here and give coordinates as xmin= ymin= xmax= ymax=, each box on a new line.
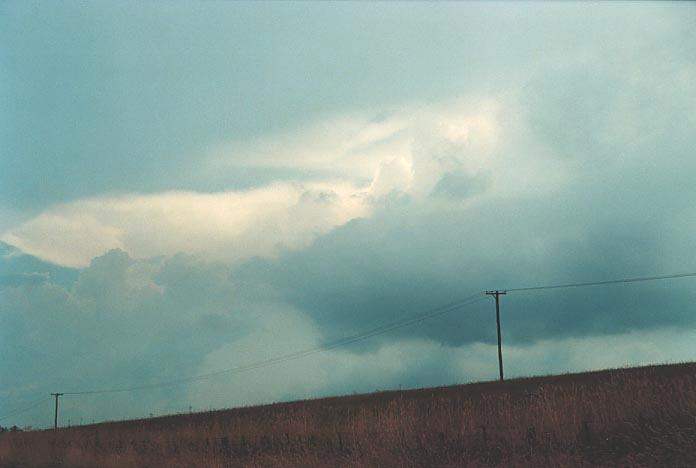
xmin=2 ymin=99 xmax=508 ymax=268
xmin=209 ymin=112 xmax=412 ymax=180
xmin=2 ymin=181 xmax=370 ymax=268
xmin=368 ymin=157 xmax=414 ymax=198
xmin=208 ymin=99 xmax=503 ymax=199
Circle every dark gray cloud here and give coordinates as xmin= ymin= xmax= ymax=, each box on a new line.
xmin=239 ymin=194 xmax=696 ymax=349
xmin=236 ymin=54 xmax=696 ymax=348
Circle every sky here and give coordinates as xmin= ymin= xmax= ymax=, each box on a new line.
xmin=2 ymin=1 xmax=696 ymax=429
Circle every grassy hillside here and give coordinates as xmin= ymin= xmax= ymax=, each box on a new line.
xmin=1 ymin=363 xmax=695 ymax=467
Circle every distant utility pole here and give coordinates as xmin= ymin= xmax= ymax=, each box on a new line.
xmin=485 ymin=290 xmax=507 ymax=381
xmin=50 ymin=393 xmax=63 ymax=430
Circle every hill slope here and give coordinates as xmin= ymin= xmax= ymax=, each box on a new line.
xmin=2 ymin=363 xmax=695 ymax=467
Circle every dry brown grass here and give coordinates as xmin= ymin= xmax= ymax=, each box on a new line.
xmin=1 ymin=362 xmax=695 ymax=467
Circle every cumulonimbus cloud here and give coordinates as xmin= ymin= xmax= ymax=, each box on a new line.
xmin=2 ymin=101 xmax=502 ymax=268
xmin=1 ymin=181 xmax=371 ymax=268
xmin=206 ymin=99 xmax=500 ymax=196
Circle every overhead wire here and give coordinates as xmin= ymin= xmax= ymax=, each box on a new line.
xmin=505 ymin=272 xmax=696 ymax=293
xmin=0 ymin=397 xmax=52 ymax=423
xmin=4 ymin=269 xmax=696 ymax=422
xmin=61 ymin=292 xmax=487 ymax=395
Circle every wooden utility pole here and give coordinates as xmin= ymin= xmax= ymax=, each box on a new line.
xmin=485 ymin=290 xmax=507 ymax=381
xmin=50 ymin=393 xmax=63 ymax=430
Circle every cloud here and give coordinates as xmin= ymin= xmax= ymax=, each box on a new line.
xmin=190 ymin=321 xmax=696 ymax=411
xmin=1 ymin=182 xmax=371 ymax=268
xmin=431 ymin=170 xmax=491 ymax=200
xmin=228 ymin=49 xmax=696 ymax=349
xmin=2 ymin=1 xmax=696 ymax=430
xmin=3 ymin=28 xmax=696 ymax=380
xmin=237 ymin=194 xmax=696 ymax=349
xmin=0 ymin=242 xmax=78 ymax=288
xmin=207 ymin=101 xmax=501 ymax=201
xmin=0 ymin=249 xmax=244 ymax=423
xmin=2 ymin=101 xmax=501 ymax=268
xmin=2 ymin=243 xmax=696 ymax=428
xmin=6 ymin=246 xmax=675 ymax=422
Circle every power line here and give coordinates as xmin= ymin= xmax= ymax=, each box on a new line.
xmin=61 ymin=293 xmax=486 ymax=395
xmin=5 ymin=269 xmax=696 ymax=424
xmin=0 ymin=397 xmax=51 ymax=423
xmin=485 ymin=271 xmax=696 ymax=382
xmin=505 ymin=272 xmax=696 ymax=293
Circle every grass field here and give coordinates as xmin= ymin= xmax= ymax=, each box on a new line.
xmin=1 ymin=362 xmax=695 ymax=467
